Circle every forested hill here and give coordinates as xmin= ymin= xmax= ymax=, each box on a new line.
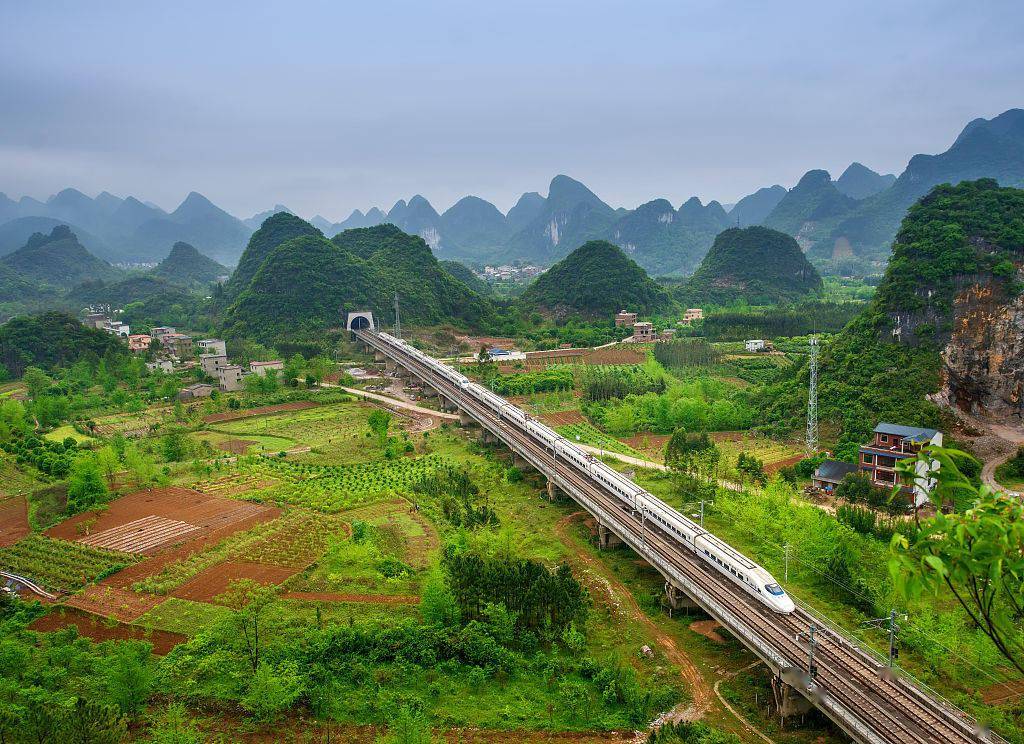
xmin=1 ymin=225 xmax=120 ymax=288
xmin=0 ymin=311 xmax=128 ymax=377
xmin=153 ymin=242 xmax=228 ymax=285
xmin=517 ymin=240 xmax=674 ymax=319
xmin=680 ymin=226 xmax=821 ymax=305
xmin=225 ymin=212 xmax=322 ymax=298
xmin=440 ymin=260 xmax=490 ymax=295
xmin=223 ymin=223 xmax=496 ymax=342
xmin=759 ymin=179 xmax=1024 ymax=452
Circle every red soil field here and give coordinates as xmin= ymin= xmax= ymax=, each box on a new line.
xmin=47 ymin=486 xmax=275 ymax=554
xmin=541 ymin=410 xmax=585 ymax=426
xmin=172 ymin=560 xmax=297 ymax=603
xmin=203 ymin=401 xmax=319 ymax=424
xmin=98 ymin=505 xmax=281 ymax=590
xmin=217 ymin=438 xmax=257 ymax=454
xmin=765 ymin=453 xmax=805 ymax=474
xmin=29 ymin=607 xmax=185 ymax=655
xmin=0 ymin=495 xmax=29 ymax=547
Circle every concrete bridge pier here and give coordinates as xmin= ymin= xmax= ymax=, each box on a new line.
xmin=458 ymin=410 xmax=476 ymax=427
xmin=374 ymin=350 xmax=386 ymax=362
xmin=479 ymin=428 xmax=497 ymax=444
xmin=512 ymin=452 xmax=533 ymax=471
xmin=385 ymin=358 xmax=397 ymax=373
xmin=597 ymin=523 xmax=624 ymax=549
xmin=772 ymin=676 xmax=814 ymax=720
xmin=421 ymin=384 xmax=439 ymax=399
xmin=546 ymin=479 xmax=564 ymax=501
xmin=663 ymin=582 xmax=700 ymax=614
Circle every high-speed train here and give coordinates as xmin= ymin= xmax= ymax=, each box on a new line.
xmin=374 ymin=332 xmax=795 ymax=614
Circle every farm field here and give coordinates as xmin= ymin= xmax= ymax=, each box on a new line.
xmin=556 ymin=421 xmax=645 ymax=457
xmin=207 ymin=401 xmax=406 ymax=463
xmin=0 ymin=534 xmax=137 ymax=592
xmin=0 ymin=494 xmax=29 ymax=546
xmin=43 ymin=424 xmax=96 ymax=444
xmin=90 ymin=406 xmax=170 ymax=438
xmin=46 ymin=486 xmax=276 ymax=552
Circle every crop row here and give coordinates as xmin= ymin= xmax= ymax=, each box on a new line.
xmin=240 ymin=455 xmax=453 ymax=512
xmin=0 ymin=535 xmax=137 ymax=593
xmin=133 ymin=509 xmax=345 ymax=594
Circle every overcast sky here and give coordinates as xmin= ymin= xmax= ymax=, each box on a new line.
xmin=1 ymin=1 xmax=1020 ymax=220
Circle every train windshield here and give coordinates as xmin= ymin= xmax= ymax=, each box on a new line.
xmin=765 ymin=583 xmax=785 ymax=596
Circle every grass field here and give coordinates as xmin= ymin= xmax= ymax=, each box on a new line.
xmin=43 ymin=425 xmax=97 ymax=445
xmin=556 ymin=422 xmax=645 ymax=457
xmin=136 ymin=597 xmax=233 ymax=635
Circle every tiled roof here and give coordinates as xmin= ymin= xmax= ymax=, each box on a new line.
xmin=814 ymin=460 xmax=859 ymax=482
xmin=873 ymin=422 xmax=938 ymax=442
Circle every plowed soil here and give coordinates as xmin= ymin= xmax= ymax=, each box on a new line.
xmin=203 ymin=401 xmax=319 ymax=424
xmin=47 ymin=487 xmax=275 ymax=554
xmin=95 ymin=506 xmax=281 ymax=590
xmin=29 ymin=607 xmax=185 ymax=655
xmin=0 ymin=495 xmax=29 ymax=547
xmin=542 ymin=410 xmax=586 ymax=426
xmin=172 ymin=560 xmax=297 ymax=603
xmin=218 ymin=438 xmax=257 ymax=454
xmin=765 ymin=454 xmax=804 ymax=474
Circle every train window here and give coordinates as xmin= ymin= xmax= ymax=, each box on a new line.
xmin=765 ymin=583 xmax=785 ymax=596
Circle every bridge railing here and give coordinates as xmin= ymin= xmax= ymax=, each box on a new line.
xmin=359 ymin=329 xmax=1000 ymax=744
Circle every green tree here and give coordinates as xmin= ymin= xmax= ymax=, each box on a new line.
xmin=67 ymin=454 xmax=108 ymax=513
xmin=376 ymin=705 xmax=436 ymax=744
xmin=147 ymin=703 xmax=203 ymax=744
xmin=419 ymin=570 xmax=460 ymax=627
xmin=101 ymin=644 xmax=154 ymax=717
xmin=891 ymin=446 xmax=1024 ymax=674
xmin=95 ymin=446 xmax=121 ymax=488
xmin=161 ymin=428 xmax=190 ymax=462
xmin=216 ymin=579 xmax=279 ymax=673
xmin=59 ymin=698 xmax=127 ymax=744
xmin=22 ymin=366 xmax=53 ymax=399
xmin=124 ymin=445 xmax=157 ymax=489
xmin=240 ymin=661 xmax=303 ymax=723
xmin=368 ymin=409 xmax=393 ymax=446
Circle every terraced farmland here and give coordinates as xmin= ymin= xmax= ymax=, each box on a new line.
xmin=243 ymin=454 xmax=454 ymax=512
xmin=0 ymin=535 xmax=138 ymax=592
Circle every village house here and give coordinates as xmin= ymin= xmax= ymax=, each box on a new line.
xmin=217 ymin=365 xmax=245 ymax=392
xmin=102 ymin=320 xmax=131 ymax=337
xmin=146 ymin=360 xmax=174 ymax=374
xmin=250 ymin=360 xmax=284 ymax=376
xmin=681 ymin=308 xmax=704 ymax=324
xmin=632 ymin=321 xmax=655 ymax=342
xmin=196 ymin=338 xmax=227 ymax=357
xmin=200 ymin=353 xmax=229 ymax=376
xmin=859 ymin=423 xmax=943 ymax=505
xmin=615 ymin=310 xmax=638 ymax=328
xmin=127 ymin=334 xmax=152 ymax=353
xmin=150 ymin=326 xmax=176 ymax=340
xmin=744 ymin=339 xmax=773 ymax=353
xmin=160 ymin=333 xmax=193 ymax=358
xmin=178 ymin=383 xmax=213 ymax=401
xmin=811 ymin=460 xmax=860 ymax=494
xmin=83 ymin=312 xmax=108 ymax=329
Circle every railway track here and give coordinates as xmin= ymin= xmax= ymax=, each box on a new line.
xmin=357 ymin=329 xmax=999 ymax=744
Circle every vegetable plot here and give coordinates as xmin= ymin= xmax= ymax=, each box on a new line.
xmin=0 ymin=534 xmax=137 ymax=592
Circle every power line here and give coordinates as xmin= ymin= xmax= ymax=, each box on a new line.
xmin=806 ymin=335 xmax=818 ymax=454
xmin=393 ymin=292 xmax=401 ymax=339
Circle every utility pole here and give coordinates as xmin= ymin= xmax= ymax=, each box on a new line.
xmin=393 ymin=292 xmax=401 ymax=339
xmin=806 ymin=336 xmax=818 ymax=454
xmin=796 ymin=624 xmax=819 ymax=684
xmin=863 ymin=609 xmax=908 ymax=667
xmin=784 ymin=543 xmax=790 ymax=581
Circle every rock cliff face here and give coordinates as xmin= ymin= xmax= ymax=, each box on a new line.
xmin=937 ymin=277 xmax=1024 ymax=417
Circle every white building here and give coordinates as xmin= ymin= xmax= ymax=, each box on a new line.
xmin=745 ymin=339 xmax=768 ymax=352
xmin=146 ymin=360 xmax=174 ymax=374
xmin=200 ymin=353 xmax=229 ymax=377
xmin=217 ymin=365 xmax=245 ymax=392
xmin=250 ymin=360 xmax=284 ymax=376
xmin=197 ymin=338 xmax=227 ymax=357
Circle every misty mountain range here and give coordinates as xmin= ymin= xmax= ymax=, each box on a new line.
xmin=1 ymin=108 xmax=1021 ymax=276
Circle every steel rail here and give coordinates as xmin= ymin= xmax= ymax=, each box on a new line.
xmin=357 ymin=329 xmax=1001 ymax=744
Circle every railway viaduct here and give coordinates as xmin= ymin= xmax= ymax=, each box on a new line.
xmin=348 ymin=313 xmax=1000 ymax=744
